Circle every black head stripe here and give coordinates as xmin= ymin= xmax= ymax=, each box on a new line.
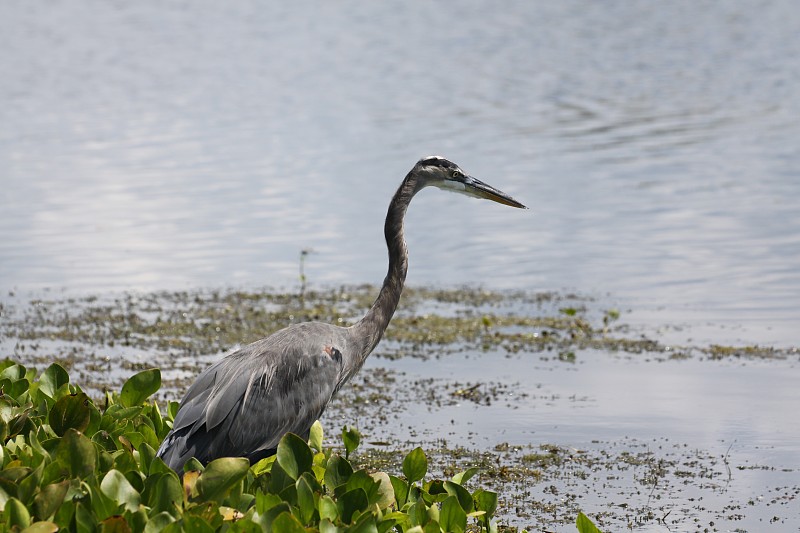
xmin=418 ymin=156 xmax=457 ymax=170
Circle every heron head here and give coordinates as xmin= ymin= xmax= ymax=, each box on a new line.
xmin=412 ymin=156 xmax=527 ymax=209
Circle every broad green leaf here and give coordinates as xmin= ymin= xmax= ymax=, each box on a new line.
xmin=270 ymin=511 xmax=306 ymax=533
xmin=49 ymin=393 xmax=92 ymax=437
xmin=119 ymin=368 xmax=161 ymax=407
xmin=145 ymin=472 xmax=182 ymax=515
xmin=444 ymin=481 xmax=473 ymax=513
xmin=389 ymin=475 xmax=408 ymax=507
xmin=267 ymin=460 xmax=294 ymax=494
xmin=38 ymin=364 xmax=69 ymax=400
xmin=143 ymin=512 xmax=176 ymax=533
xmin=55 ymin=428 xmax=97 ymax=479
xmin=345 ymin=470 xmax=380 ymax=505
xmin=576 ymin=512 xmax=604 ymax=533
xmin=369 ymin=472 xmax=395 ymax=510
xmin=342 ymin=426 xmax=361 ymax=459
xmin=308 ymin=420 xmax=323 ymax=452
xmin=33 ymin=480 xmax=69 ymax=521
xmin=337 ymin=488 xmax=368 ymax=524
xmin=276 ymin=432 xmax=313 ymax=480
xmin=473 ymin=489 xmax=498 ymax=518
xmin=194 ymin=457 xmax=249 ymax=503
xmin=88 ymin=478 xmax=119 ymax=521
xmin=74 ymin=501 xmax=95 ymax=532
xmin=163 ymin=515 xmax=214 ymax=533
xmin=348 ymin=512 xmax=379 ymax=533
xmin=295 ymin=474 xmax=315 ymax=524
xmin=254 ymin=491 xmax=283 ymax=514
xmin=324 ymin=455 xmax=353 ymax=490
xmin=402 ymin=447 xmax=427 ymax=484
xmin=319 ymin=495 xmax=338 ymax=522
xmin=407 ymin=501 xmax=428 ymax=527
xmin=450 ymin=467 xmax=480 ymax=486
xmin=319 ymin=519 xmax=340 ymax=533
xmin=100 ymin=469 xmax=141 ymax=512
xmin=257 ymin=502 xmax=291 ymax=531
xmin=1 ymin=364 xmax=26 ymax=381
xmin=250 ymin=454 xmax=276 ymax=477
xmin=439 ymin=496 xmax=467 ymax=533
xmin=183 ymin=457 xmax=204 ymax=474
xmin=4 ymin=497 xmax=31 ymax=529
xmin=422 ymin=520 xmax=440 ymax=533
xmin=21 ymin=522 xmax=59 ymax=533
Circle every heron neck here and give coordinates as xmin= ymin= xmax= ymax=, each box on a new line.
xmin=351 ymin=176 xmax=416 ymax=363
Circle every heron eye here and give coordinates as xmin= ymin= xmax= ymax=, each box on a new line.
xmin=452 ymin=170 xmax=463 ymax=179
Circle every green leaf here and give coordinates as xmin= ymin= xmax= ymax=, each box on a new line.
xmin=348 ymin=512 xmax=379 ymax=533
xmin=257 ymin=502 xmax=291 ymax=531
xmin=276 ymin=432 xmax=313 ymax=480
xmin=119 ymin=368 xmax=161 ymax=407
xmin=444 ymin=481 xmax=473 ymax=513
xmin=142 ymin=512 xmax=176 ymax=533
xmin=576 ymin=512 xmax=604 ymax=533
xmin=337 ymin=488 xmax=368 ymax=524
xmin=87 ymin=478 xmax=119 ymax=521
xmin=164 ymin=515 xmax=214 ymax=533
xmin=439 ymin=496 xmax=467 ymax=533
xmin=254 ymin=491 xmax=283 ymax=514
xmin=74 ymin=501 xmax=95 ymax=532
xmin=345 ymin=470 xmax=380 ymax=505
xmin=49 ymin=392 xmax=92 ymax=437
xmin=324 ymin=455 xmax=353 ymax=490
xmin=4 ymin=497 xmax=31 ymax=529
xmin=194 ymin=457 xmax=249 ymax=503
xmin=33 ymin=480 xmax=69 ymax=521
xmin=450 ymin=467 xmax=480 ymax=486
xmin=55 ymin=428 xmax=97 ymax=479
xmin=318 ymin=495 xmax=338 ymax=522
xmin=473 ymin=489 xmax=498 ymax=518
xmin=369 ymin=472 xmax=395 ymax=510
xmin=342 ymin=426 xmax=360 ymax=459
xmin=389 ymin=475 xmax=408 ymax=507
xmin=145 ymin=472 xmax=182 ymax=515
xmin=319 ymin=519 xmax=339 ymax=533
xmin=295 ymin=474 xmax=315 ymax=524
xmin=402 ymin=447 xmax=427 ymax=484
xmin=21 ymin=522 xmax=60 ymax=533
xmin=38 ymin=364 xmax=69 ymax=400
xmin=1 ymin=364 xmax=26 ymax=381
xmin=100 ymin=469 xmax=141 ymax=512
xmin=308 ymin=420 xmax=323 ymax=452
xmin=267 ymin=460 xmax=294 ymax=495
xmin=271 ymin=511 xmax=307 ymax=533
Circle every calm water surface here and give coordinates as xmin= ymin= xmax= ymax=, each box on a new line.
xmin=1 ymin=2 xmax=799 ymax=530
xmin=2 ymin=1 xmax=798 ymax=346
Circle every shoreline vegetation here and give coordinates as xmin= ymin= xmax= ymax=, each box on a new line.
xmin=1 ymin=286 xmax=796 ymax=531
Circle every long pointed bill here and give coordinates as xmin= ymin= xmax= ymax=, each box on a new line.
xmin=464 ymin=176 xmax=527 ymax=209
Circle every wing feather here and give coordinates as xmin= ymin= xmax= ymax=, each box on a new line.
xmin=157 ymin=323 xmax=347 ymax=472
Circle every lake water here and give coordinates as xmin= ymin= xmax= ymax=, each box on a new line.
xmin=2 ymin=2 xmax=799 ymax=530
xmin=2 ymin=1 xmax=799 ymax=347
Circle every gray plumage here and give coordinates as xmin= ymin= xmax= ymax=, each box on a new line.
xmin=156 ymin=156 xmax=526 ymax=473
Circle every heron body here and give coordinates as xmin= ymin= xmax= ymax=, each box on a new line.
xmin=156 ymin=156 xmax=526 ymax=472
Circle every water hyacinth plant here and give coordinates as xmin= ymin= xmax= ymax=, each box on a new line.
xmin=0 ymin=360 xmax=603 ymax=532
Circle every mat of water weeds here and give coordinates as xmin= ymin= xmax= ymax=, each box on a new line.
xmin=1 ymin=286 xmax=798 ymax=532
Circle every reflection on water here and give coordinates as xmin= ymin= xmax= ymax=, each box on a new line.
xmin=2 ymin=2 xmax=799 ymax=347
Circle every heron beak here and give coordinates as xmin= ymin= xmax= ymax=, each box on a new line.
xmin=464 ymin=176 xmax=527 ymax=209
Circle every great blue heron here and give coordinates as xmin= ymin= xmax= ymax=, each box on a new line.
xmin=156 ymin=156 xmax=526 ymax=472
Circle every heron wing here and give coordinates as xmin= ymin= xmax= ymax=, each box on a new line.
xmin=158 ymin=324 xmax=344 ymax=471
